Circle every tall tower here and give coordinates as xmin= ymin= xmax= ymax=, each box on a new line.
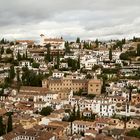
xmin=40 ymin=34 xmax=45 ymax=46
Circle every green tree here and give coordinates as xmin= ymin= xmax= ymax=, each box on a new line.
xmin=57 ymin=51 xmax=60 ymax=69
xmin=17 ymin=51 xmax=22 ymax=61
xmin=109 ymin=48 xmax=112 ymax=61
xmin=16 ymin=68 xmax=21 ymax=91
xmin=65 ymin=41 xmax=70 ymax=53
xmin=86 ymin=74 xmax=92 ymax=79
xmin=91 ymin=113 xmax=96 ymax=120
xmin=80 ymin=131 xmax=84 ymax=136
xmin=95 ymin=39 xmax=99 ymax=48
xmin=0 ymin=88 xmax=4 ymax=96
xmin=83 ymin=41 xmax=92 ymax=49
xmin=137 ymin=44 xmax=140 ymax=56
xmin=0 ymin=46 xmax=4 ymax=55
xmin=83 ymin=41 xmax=87 ymax=49
xmin=126 ymin=129 xmax=140 ymax=138
xmin=45 ymin=44 xmax=51 ymax=62
xmin=79 ymin=44 xmax=82 ymax=49
xmin=22 ymin=53 xmax=26 ymax=60
xmin=69 ymin=105 xmax=76 ymax=122
xmin=11 ymin=58 xmax=19 ymax=66
xmin=119 ymin=53 xmax=129 ymax=60
xmin=120 ymin=50 xmax=136 ymax=61
xmin=49 ymin=68 xmax=53 ymax=76
xmin=122 ymin=38 xmax=126 ymax=44
xmin=21 ymin=66 xmax=30 ymax=85
xmin=77 ymin=56 xmax=80 ymax=69
xmin=9 ymin=65 xmax=15 ymax=80
xmin=0 ymin=38 xmax=5 ymax=44
xmin=16 ymin=68 xmax=20 ymax=82
xmin=127 ymin=84 xmax=134 ymax=102
xmin=6 ymin=48 xmax=13 ymax=54
xmin=92 ymin=64 xmax=101 ymax=71
xmin=76 ymin=105 xmax=80 ymax=120
xmin=121 ymin=116 xmax=131 ymax=129
xmin=119 ymin=44 xmax=123 ymax=52
xmin=22 ymin=67 xmax=43 ymax=87
xmin=40 ymin=106 xmax=53 ymax=116
xmin=133 ymin=36 xmax=137 ymax=42
xmin=0 ymin=116 xmax=4 ymax=136
xmin=25 ymin=50 xmax=28 ymax=59
xmin=76 ymin=37 xmax=80 ymax=43
xmin=101 ymin=74 xmax=107 ymax=94
xmin=86 ymin=94 xmax=96 ymax=99
xmin=32 ymin=62 xmax=40 ymax=68
xmin=10 ymin=42 xmax=14 ymax=46
xmin=73 ymin=105 xmax=76 ymax=119
xmin=67 ymin=58 xmax=78 ymax=71
xmin=7 ymin=112 xmax=13 ymax=133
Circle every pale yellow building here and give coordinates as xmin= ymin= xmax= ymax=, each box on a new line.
xmin=88 ymin=79 xmax=102 ymax=95
xmin=42 ymin=77 xmax=102 ymax=95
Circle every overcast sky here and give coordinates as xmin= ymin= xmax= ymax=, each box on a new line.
xmin=0 ymin=0 xmax=140 ymax=41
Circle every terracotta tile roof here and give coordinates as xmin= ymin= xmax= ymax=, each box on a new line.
xmin=49 ymin=120 xmax=69 ymax=128
xmin=123 ymin=136 xmax=140 ymax=140
xmin=16 ymin=40 xmax=34 ymax=44
xmin=95 ymin=134 xmax=115 ymax=140
xmin=88 ymin=79 xmax=102 ymax=84
xmin=0 ymin=108 xmax=7 ymax=116
xmin=95 ymin=118 xmax=111 ymax=124
xmin=3 ymin=128 xmax=55 ymax=140
xmin=85 ymin=129 xmax=98 ymax=134
xmin=44 ymin=38 xmax=64 ymax=42
xmin=28 ymin=48 xmax=47 ymax=53
xmin=36 ymin=132 xmax=55 ymax=140
xmin=19 ymin=86 xmax=50 ymax=95
xmin=20 ymin=86 xmax=48 ymax=91
xmin=73 ymin=120 xmax=95 ymax=126
xmin=52 ymin=109 xmax=65 ymax=114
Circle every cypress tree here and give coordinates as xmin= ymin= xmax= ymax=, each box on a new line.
xmin=17 ymin=69 xmax=20 ymax=82
xmin=109 ymin=48 xmax=112 ymax=61
xmin=0 ymin=46 xmax=4 ymax=54
xmin=1 ymin=38 xmax=5 ymax=44
xmin=77 ymin=56 xmax=80 ymax=69
xmin=7 ymin=113 xmax=13 ymax=133
xmin=25 ymin=50 xmax=28 ymax=59
xmin=45 ymin=44 xmax=51 ymax=62
xmin=95 ymin=39 xmax=99 ymax=48
xmin=17 ymin=51 xmax=22 ymax=61
xmin=16 ymin=68 xmax=21 ymax=91
xmin=119 ymin=44 xmax=123 ymax=52
xmin=9 ymin=65 xmax=15 ymax=80
xmin=0 ymin=116 xmax=4 ymax=136
xmin=22 ymin=53 xmax=26 ymax=60
xmin=73 ymin=105 xmax=76 ymax=119
xmin=57 ymin=51 xmax=60 ymax=69
xmin=76 ymin=105 xmax=80 ymax=119
xmin=83 ymin=41 xmax=86 ymax=49
xmin=76 ymin=37 xmax=80 ymax=43
xmin=65 ymin=41 xmax=70 ymax=53
xmin=133 ymin=36 xmax=137 ymax=42
xmin=137 ymin=44 xmax=140 ymax=56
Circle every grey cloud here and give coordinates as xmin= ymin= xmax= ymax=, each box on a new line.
xmin=0 ymin=0 xmax=140 ymax=40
